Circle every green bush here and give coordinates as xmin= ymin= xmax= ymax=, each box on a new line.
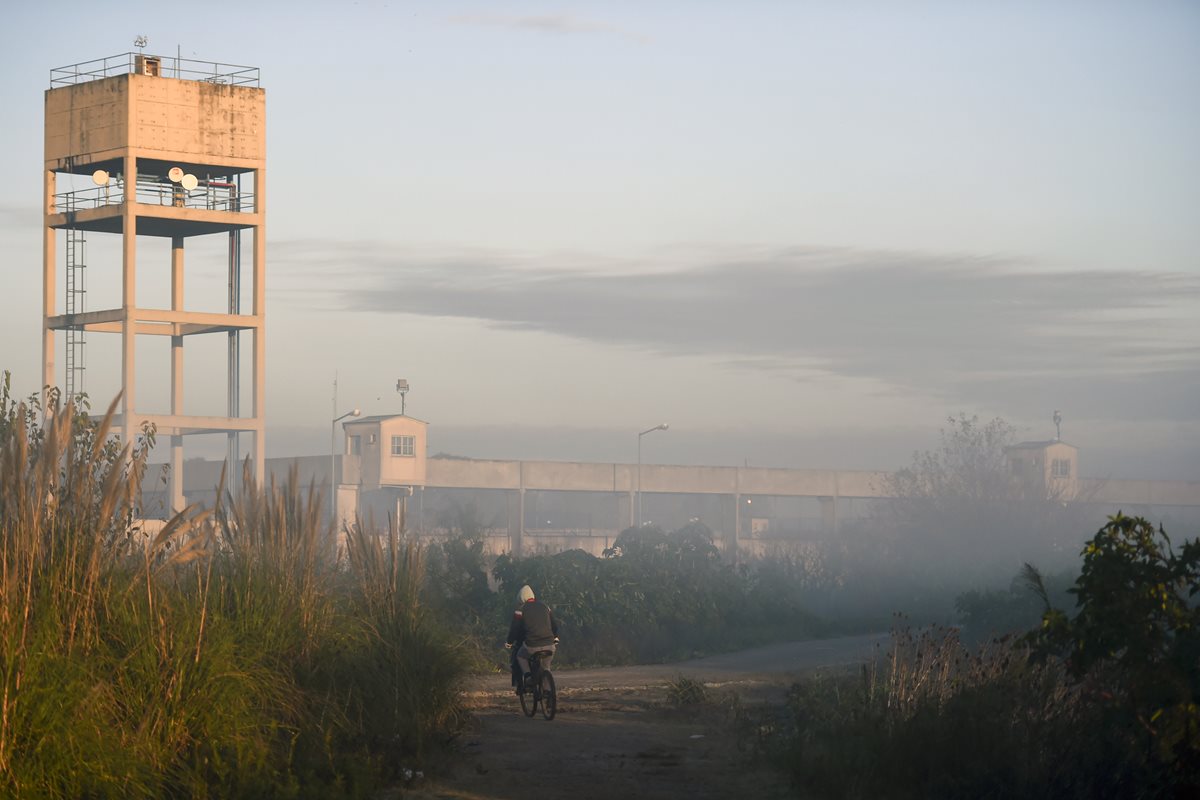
xmin=1029 ymin=513 xmax=1200 ymax=797
xmin=489 ymin=522 xmax=823 ymax=666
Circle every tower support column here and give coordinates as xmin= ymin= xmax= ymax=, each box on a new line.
xmin=170 ymin=236 xmax=185 ymax=511
xmin=120 ymin=153 xmax=137 ymax=449
xmin=251 ymin=167 xmax=266 ymax=485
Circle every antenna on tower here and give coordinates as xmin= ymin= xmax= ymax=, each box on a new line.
xmin=134 ymin=35 xmax=148 ymax=52
xmin=1053 ymin=410 xmax=1062 ymax=441
xmin=396 ymin=378 xmax=409 ymax=416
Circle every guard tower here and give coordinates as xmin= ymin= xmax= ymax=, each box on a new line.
xmin=42 ymin=52 xmax=266 ymax=510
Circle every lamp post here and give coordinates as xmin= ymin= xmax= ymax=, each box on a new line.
xmin=637 ymin=423 xmax=669 ymax=528
xmin=331 ymin=408 xmax=361 ymax=525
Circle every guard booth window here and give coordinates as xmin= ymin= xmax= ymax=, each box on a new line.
xmin=391 ymin=435 xmax=415 ymax=457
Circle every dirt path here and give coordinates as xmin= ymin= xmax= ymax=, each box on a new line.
xmin=403 ymin=634 xmax=886 ymax=800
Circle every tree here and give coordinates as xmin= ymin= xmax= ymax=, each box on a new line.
xmin=885 ymin=414 xmax=1086 ymax=581
xmin=887 ymin=414 xmax=1019 ymax=513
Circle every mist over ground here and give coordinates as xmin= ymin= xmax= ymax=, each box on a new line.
xmin=245 ymin=422 xmax=1199 ymax=482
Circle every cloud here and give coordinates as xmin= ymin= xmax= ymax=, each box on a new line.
xmin=451 ymin=13 xmax=647 ymax=43
xmin=277 ymin=241 xmax=1200 ymax=422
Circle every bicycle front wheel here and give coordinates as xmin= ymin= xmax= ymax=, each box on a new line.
xmin=540 ymin=671 xmax=557 ymax=721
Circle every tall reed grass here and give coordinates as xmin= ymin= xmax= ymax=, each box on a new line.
xmin=0 ymin=377 xmax=464 ymax=798
xmin=784 ymin=622 xmax=1095 ymax=799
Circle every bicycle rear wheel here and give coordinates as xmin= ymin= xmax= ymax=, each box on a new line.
xmin=540 ymin=671 xmax=557 ymax=720
xmin=519 ymin=679 xmax=536 ymax=717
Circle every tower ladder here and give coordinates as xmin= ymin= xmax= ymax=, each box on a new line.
xmin=64 ymin=226 xmax=87 ymax=402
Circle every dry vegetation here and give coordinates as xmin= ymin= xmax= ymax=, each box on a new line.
xmin=0 ymin=375 xmax=465 ymax=798
xmin=780 ymin=515 xmax=1200 ymax=800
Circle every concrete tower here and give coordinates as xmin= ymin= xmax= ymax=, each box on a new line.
xmin=43 ymin=52 xmax=266 ymax=510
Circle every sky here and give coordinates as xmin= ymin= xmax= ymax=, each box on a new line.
xmin=0 ymin=1 xmax=1197 ymax=479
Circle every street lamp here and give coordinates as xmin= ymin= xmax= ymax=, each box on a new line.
xmin=637 ymin=423 xmax=669 ymax=528
xmin=331 ymin=408 xmax=361 ymax=524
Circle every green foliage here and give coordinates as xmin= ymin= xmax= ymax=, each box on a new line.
xmin=1042 ymin=514 xmax=1198 ymax=677
xmin=1029 ymin=513 xmax=1200 ymax=796
xmin=337 ymin=514 xmax=468 ymax=776
xmin=490 ymin=523 xmax=823 ymax=666
xmin=420 ymin=504 xmax=508 ymax=672
xmin=422 ymin=503 xmax=496 ymax=627
xmin=604 ymin=521 xmax=722 ymax=567
xmin=0 ymin=375 xmax=464 ymax=798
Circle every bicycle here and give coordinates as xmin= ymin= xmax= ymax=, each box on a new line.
xmin=517 ymin=647 xmax=557 ymax=721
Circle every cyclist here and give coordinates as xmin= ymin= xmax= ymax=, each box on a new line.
xmin=504 ymin=584 xmax=559 ymax=692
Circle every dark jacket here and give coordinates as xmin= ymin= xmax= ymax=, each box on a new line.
xmin=506 ymin=599 xmax=558 ymax=648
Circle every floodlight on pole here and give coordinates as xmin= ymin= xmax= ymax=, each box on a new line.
xmin=396 ymin=378 xmax=409 ymax=416
xmin=331 ymin=408 xmax=361 ymax=525
xmin=637 ymin=423 xmax=669 ymax=528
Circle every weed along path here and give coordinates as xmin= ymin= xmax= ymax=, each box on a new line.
xmin=404 ymin=633 xmax=886 ymax=800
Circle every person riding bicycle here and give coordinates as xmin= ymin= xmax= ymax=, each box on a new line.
xmin=504 ymin=584 xmax=559 ymax=692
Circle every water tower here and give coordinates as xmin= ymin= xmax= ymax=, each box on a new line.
xmin=42 ymin=50 xmax=266 ymax=510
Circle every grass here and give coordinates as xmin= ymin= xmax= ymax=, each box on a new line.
xmin=0 ymin=378 xmax=466 ymax=798
xmin=665 ymin=675 xmax=710 ymax=708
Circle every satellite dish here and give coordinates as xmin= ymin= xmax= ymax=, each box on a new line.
xmin=91 ymin=169 xmax=109 ymax=185
xmin=168 ymin=166 xmax=184 ymax=183
xmin=180 ymin=173 xmax=198 ymax=191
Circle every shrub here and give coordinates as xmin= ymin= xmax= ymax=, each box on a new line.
xmin=781 ymin=515 xmax=1200 ymax=800
xmin=490 ymin=523 xmax=823 ymax=666
xmin=1029 ymin=513 xmax=1200 ymax=797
